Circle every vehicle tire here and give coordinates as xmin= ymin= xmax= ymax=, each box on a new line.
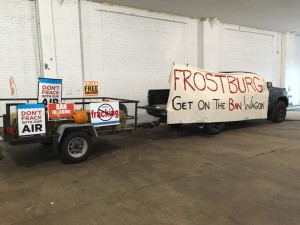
xmin=60 ymin=132 xmax=92 ymax=164
xmin=272 ymin=101 xmax=286 ymax=123
xmin=204 ymin=122 xmax=225 ymax=135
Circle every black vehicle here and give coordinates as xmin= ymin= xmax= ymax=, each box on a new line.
xmin=139 ymin=81 xmax=288 ymax=135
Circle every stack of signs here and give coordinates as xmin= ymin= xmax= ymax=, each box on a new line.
xmin=17 ymin=104 xmax=46 ymax=136
xmin=38 ymin=78 xmax=62 ymax=104
xmin=90 ymin=102 xmax=120 ymax=127
xmin=48 ymin=103 xmax=74 ymax=120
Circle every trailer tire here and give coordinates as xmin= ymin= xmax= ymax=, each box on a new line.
xmin=60 ymin=131 xmax=92 ymax=164
xmin=204 ymin=122 xmax=225 ymax=135
xmin=272 ymin=101 xmax=286 ymax=123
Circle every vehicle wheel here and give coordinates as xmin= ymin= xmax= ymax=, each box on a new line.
xmin=204 ymin=122 xmax=225 ymax=135
xmin=60 ymin=132 xmax=92 ymax=164
xmin=272 ymin=101 xmax=286 ymax=123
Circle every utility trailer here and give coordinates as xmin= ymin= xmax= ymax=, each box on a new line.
xmin=1 ymin=97 xmax=139 ymax=163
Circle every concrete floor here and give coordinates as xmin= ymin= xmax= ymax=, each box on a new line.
xmin=0 ymin=120 xmax=300 ymax=225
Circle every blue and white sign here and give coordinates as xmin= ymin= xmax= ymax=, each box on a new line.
xmin=38 ymin=78 xmax=62 ymax=104
xmin=90 ymin=102 xmax=120 ymax=127
xmin=17 ymin=104 xmax=46 ymax=136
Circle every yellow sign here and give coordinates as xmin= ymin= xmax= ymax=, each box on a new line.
xmin=84 ymin=81 xmax=98 ymax=96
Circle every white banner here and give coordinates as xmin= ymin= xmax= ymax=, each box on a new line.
xmin=90 ymin=102 xmax=120 ymax=127
xmin=167 ymin=65 xmax=269 ymax=124
xmin=17 ymin=104 xmax=46 ymax=136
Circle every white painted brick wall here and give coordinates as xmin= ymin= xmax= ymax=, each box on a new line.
xmin=0 ymin=0 xmax=40 ymax=98
xmin=52 ymin=0 xmax=83 ymax=97
xmin=294 ymin=35 xmax=300 ymax=105
xmin=80 ymin=1 xmax=198 ymax=121
xmin=0 ymin=0 xmax=40 ymax=125
xmin=219 ymin=24 xmax=281 ymax=86
xmin=284 ymin=33 xmax=300 ymax=106
xmin=201 ymin=18 xmax=221 ymax=71
xmin=200 ymin=20 xmax=282 ymax=86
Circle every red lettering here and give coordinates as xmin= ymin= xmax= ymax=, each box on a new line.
xmin=237 ymin=77 xmax=246 ymax=93
xmin=206 ymin=73 xmax=218 ymax=92
xmin=245 ymin=77 xmax=256 ymax=92
xmin=42 ymin=85 xmax=59 ymax=90
xmin=253 ymin=76 xmax=262 ymax=93
xmin=91 ymin=110 xmax=97 ymax=118
xmin=173 ymin=69 xmax=182 ymax=91
xmin=214 ymin=74 xmax=226 ymax=93
xmin=115 ymin=110 xmax=119 ymax=118
xmin=91 ymin=109 xmax=119 ymax=119
xmin=21 ymin=110 xmax=41 ymax=116
xmin=193 ymin=72 xmax=206 ymax=91
xmin=229 ymin=98 xmax=234 ymax=111
xmin=227 ymin=76 xmax=238 ymax=94
xmin=172 ymin=69 xmax=264 ymax=94
xmin=183 ymin=70 xmax=195 ymax=91
xmin=229 ymin=98 xmax=242 ymax=111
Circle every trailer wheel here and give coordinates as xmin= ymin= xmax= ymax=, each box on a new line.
xmin=204 ymin=122 xmax=225 ymax=135
xmin=60 ymin=132 xmax=92 ymax=163
xmin=272 ymin=101 xmax=286 ymax=123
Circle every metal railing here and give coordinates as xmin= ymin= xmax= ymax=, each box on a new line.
xmin=0 ymin=97 xmax=139 ymax=131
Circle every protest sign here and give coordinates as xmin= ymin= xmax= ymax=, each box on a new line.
xmin=90 ymin=102 xmax=120 ymax=127
xmin=38 ymin=78 xmax=62 ymax=104
xmin=84 ymin=81 xmax=98 ymax=96
xmin=48 ymin=103 xmax=74 ymax=120
xmin=17 ymin=104 xmax=46 ymax=136
xmin=167 ymin=65 xmax=269 ymax=124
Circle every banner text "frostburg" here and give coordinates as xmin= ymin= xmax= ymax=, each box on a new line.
xmin=173 ymin=69 xmax=263 ymax=94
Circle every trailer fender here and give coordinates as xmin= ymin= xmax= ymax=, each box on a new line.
xmin=52 ymin=123 xmax=98 ymax=153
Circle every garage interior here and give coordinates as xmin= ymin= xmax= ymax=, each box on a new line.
xmin=0 ymin=0 xmax=300 ymax=224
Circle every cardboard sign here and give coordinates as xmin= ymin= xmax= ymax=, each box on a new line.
xmin=90 ymin=102 xmax=120 ymax=127
xmin=84 ymin=81 xmax=98 ymax=96
xmin=167 ymin=65 xmax=269 ymax=124
xmin=38 ymin=78 xmax=62 ymax=105
xmin=48 ymin=103 xmax=74 ymax=120
xmin=17 ymin=104 xmax=46 ymax=136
